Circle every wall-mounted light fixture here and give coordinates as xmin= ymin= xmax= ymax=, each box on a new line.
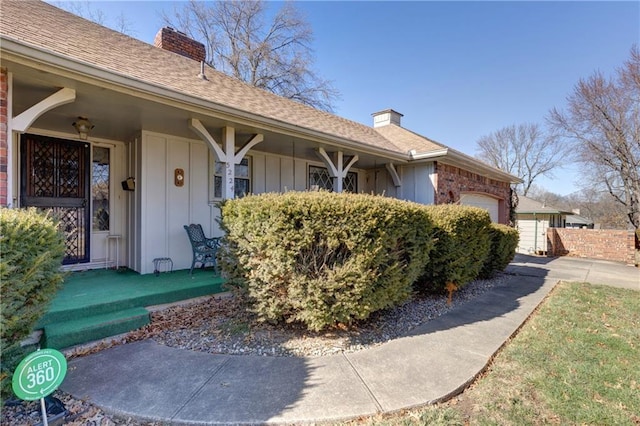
xmin=72 ymin=116 xmax=94 ymax=140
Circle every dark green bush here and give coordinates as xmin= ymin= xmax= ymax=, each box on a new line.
xmin=417 ymin=205 xmax=492 ymax=292
xmin=480 ymin=223 xmax=519 ymax=278
xmin=218 ymin=191 xmax=436 ymax=331
xmin=0 ymin=208 xmax=65 ymax=402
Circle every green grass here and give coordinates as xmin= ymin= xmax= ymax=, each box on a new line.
xmin=345 ymin=282 xmax=640 ymax=425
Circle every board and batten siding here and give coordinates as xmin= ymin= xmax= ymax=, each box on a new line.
xmin=250 ymin=153 xmax=308 ymax=193
xmin=364 ymin=167 xmax=399 ymax=198
xmin=402 ymin=164 xmax=435 ymax=205
xmin=136 ymin=131 xmax=216 ymax=274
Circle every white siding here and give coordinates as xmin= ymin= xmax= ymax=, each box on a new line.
xmin=136 ymin=131 xmax=216 ymax=274
xmin=364 ymin=168 xmax=398 ymax=198
xmin=250 ymin=152 xmax=308 ymax=194
xmin=397 ymin=163 xmax=435 ymax=205
xmin=517 ymin=214 xmax=550 ymax=254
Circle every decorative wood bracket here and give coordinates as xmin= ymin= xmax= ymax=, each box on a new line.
xmin=315 ymin=147 xmax=359 ymax=192
xmin=12 ymin=87 xmax=76 ymax=132
xmin=188 ymin=118 xmax=226 ymax=161
xmin=189 ymin=119 xmax=262 ymax=199
xmin=234 ymin=133 xmax=263 ymax=164
xmin=385 ymin=163 xmax=402 ymax=187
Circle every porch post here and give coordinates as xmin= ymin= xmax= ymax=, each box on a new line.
xmin=315 ymin=147 xmax=359 ymax=193
xmin=334 ymin=151 xmax=344 ymax=193
xmin=189 ymin=119 xmax=263 ymax=200
xmin=221 ymin=126 xmax=235 ymax=199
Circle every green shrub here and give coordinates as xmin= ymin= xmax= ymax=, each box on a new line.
xmin=218 ymin=191 xmax=436 ymax=331
xmin=417 ymin=205 xmax=492 ymax=292
xmin=480 ymin=223 xmax=519 ymax=278
xmin=0 ymin=208 xmax=65 ymax=402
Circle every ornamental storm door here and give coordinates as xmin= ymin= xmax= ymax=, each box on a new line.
xmin=21 ymin=134 xmax=91 ymax=264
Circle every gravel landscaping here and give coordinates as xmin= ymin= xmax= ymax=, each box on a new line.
xmin=2 ymin=273 xmax=509 ymax=425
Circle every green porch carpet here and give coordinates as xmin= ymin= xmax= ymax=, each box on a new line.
xmin=38 ymin=268 xmax=226 ymax=349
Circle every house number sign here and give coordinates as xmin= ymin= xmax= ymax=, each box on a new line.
xmin=12 ymin=348 xmax=67 ymax=401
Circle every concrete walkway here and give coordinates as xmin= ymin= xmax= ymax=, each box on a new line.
xmin=60 ymin=255 xmax=639 ymax=425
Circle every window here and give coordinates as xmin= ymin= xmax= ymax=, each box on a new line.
xmin=213 ymin=157 xmax=251 ymax=199
xmin=92 ymin=146 xmax=109 ymax=231
xmin=309 ymin=165 xmax=358 ymax=193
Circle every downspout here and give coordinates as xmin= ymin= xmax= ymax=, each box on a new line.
xmin=533 ymin=212 xmax=538 ymax=253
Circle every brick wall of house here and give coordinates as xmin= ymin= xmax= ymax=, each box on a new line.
xmin=547 ymin=228 xmax=637 ymax=265
xmin=434 ymin=162 xmax=511 ymax=224
xmin=154 ymin=27 xmax=206 ymax=63
xmin=0 ymin=68 xmax=7 ymax=207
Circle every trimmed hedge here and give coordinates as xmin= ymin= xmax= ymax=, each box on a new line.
xmin=417 ymin=205 xmax=492 ymax=292
xmin=218 ymin=191 xmax=436 ymax=331
xmin=0 ymin=208 xmax=65 ymax=402
xmin=480 ymin=223 xmax=519 ymax=278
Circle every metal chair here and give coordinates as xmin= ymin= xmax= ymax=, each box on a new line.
xmin=183 ymin=224 xmax=220 ymax=275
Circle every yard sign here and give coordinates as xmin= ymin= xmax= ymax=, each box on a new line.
xmin=12 ymin=348 xmax=68 ymax=426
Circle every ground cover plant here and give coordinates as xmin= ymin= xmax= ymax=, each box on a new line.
xmin=347 ymin=281 xmax=640 ymax=425
xmin=218 ymin=191 xmax=436 ymax=331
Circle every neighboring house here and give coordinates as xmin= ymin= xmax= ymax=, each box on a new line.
xmin=565 ymin=214 xmax=595 ymax=229
xmin=515 ymin=196 xmax=573 ymax=254
xmin=0 ymin=1 xmax=521 ymax=274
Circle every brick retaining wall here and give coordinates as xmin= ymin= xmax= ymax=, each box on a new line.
xmin=547 ymin=228 xmax=637 ymax=265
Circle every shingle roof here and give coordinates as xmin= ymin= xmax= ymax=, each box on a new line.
xmin=565 ymin=214 xmax=594 ymax=225
xmin=373 ymin=124 xmax=446 ymax=153
xmin=0 ymin=0 xmax=520 ymax=184
xmin=0 ymin=0 xmax=401 ymax=153
xmin=516 ymin=196 xmax=573 ymax=214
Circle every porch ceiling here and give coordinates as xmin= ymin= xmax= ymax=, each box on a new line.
xmin=8 ymin=59 xmax=403 ymax=169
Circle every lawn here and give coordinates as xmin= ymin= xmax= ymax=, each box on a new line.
xmin=348 ymin=281 xmax=640 ymax=425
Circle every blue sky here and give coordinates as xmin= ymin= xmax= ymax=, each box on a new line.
xmin=50 ymin=1 xmax=639 ymax=196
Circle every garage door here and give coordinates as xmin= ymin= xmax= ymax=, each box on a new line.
xmin=460 ymin=194 xmax=499 ymax=222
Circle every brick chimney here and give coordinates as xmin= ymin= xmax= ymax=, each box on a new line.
xmin=372 ymin=109 xmax=403 ymax=128
xmin=154 ymin=27 xmax=206 ymax=63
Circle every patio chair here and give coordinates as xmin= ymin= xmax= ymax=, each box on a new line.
xmin=183 ymin=224 xmax=221 ymax=275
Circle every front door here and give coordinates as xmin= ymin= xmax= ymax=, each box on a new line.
xmin=20 ymin=134 xmax=91 ymax=264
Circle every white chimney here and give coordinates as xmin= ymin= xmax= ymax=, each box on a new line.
xmin=372 ymin=109 xmax=403 ymax=128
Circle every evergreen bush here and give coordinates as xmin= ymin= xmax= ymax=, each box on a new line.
xmin=218 ymin=191 xmax=436 ymax=331
xmin=0 ymin=208 xmax=65 ymax=402
xmin=480 ymin=223 xmax=519 ymax=278
xmin=417 ymin=205 xmax=492 ymax=292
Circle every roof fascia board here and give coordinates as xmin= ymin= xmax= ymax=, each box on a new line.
xmin=1 ymin=37 xmax=407 ymax=162
xmin=517 ymin=210 xmax=572 ymax=215
xmin=410 ymin=146 xmax=521 ymax=183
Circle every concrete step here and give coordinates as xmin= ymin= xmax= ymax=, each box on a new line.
xmin=43 ymin=307 xmax=150 ymax=349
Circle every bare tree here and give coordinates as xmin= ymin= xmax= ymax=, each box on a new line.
xmin=527 ymin=185 xmax=628 ymax=229
xmin=475 ymin=123 xmax=568 ymax=196
xmin=163 ymin=0 xmax=339 ymax=112
xmin=54 ymin=1 xmax=136 ymax=36
xmin=548 ymin=46 xmax=640 ymax=229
